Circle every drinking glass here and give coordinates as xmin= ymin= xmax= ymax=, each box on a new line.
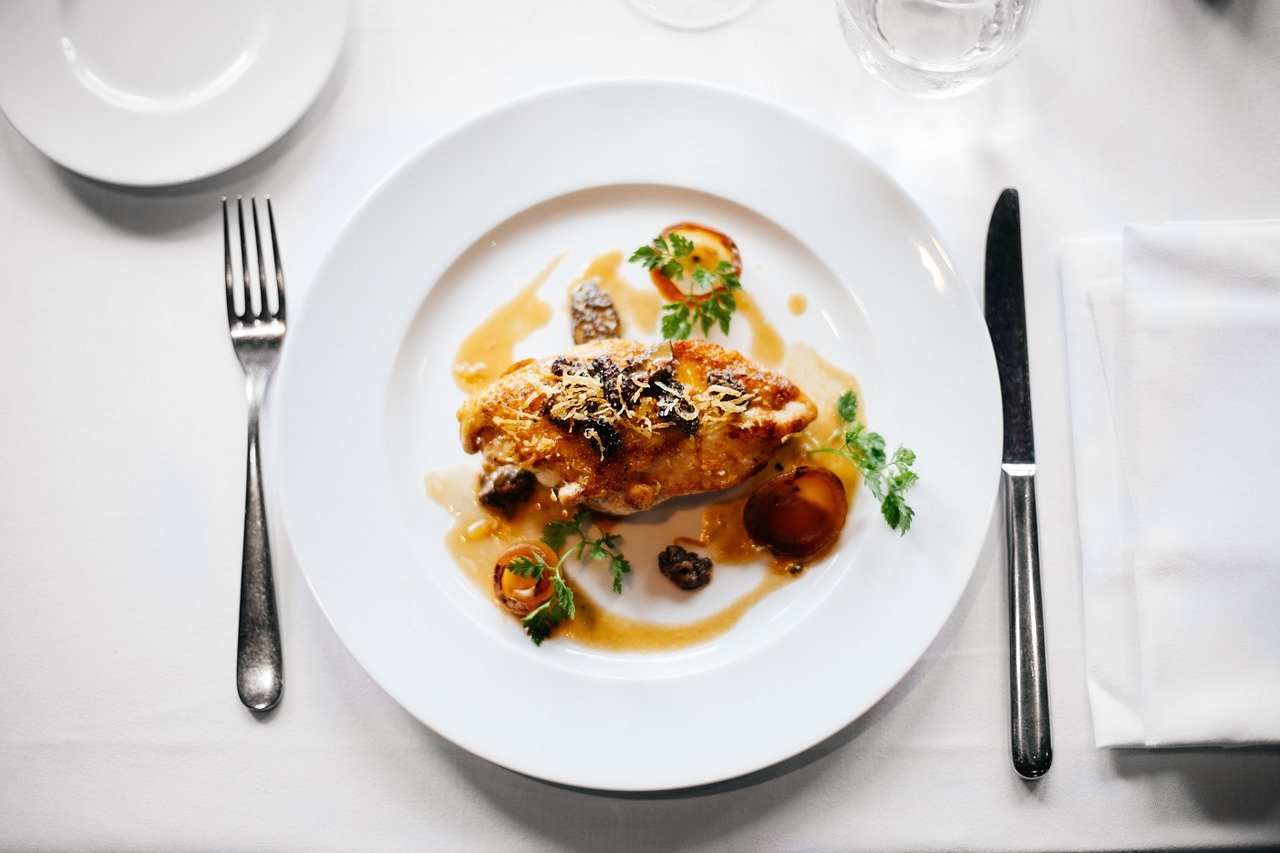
xmin=629 ymin=0 xmax=756 ymax=29
xmin=836 ymin=0 xmax=1038 ymax=97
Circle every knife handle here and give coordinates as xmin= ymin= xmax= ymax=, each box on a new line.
xmin=1002 ymin=463 xmax=1052 ymax=779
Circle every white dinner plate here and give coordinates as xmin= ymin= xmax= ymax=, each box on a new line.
xmin=0 ymin=0 xmax=347 ymax=186
xmin=275 ymin=80 xmax=1001 ymax=791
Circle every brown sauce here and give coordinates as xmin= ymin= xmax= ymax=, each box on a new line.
xmin=779 ymin=342 xmax=865 ymax=500
xmin=424 ymin=467 xmax=573 ymax=590
xmin=736 ymin=290 xmax=786 ymax=366
xmin=452 ymin=255 xmax=561 ymax=393
xmin=573 ymin=251 xmax=662 ymax=334
xmin=425 ymin=466 xmax=793 ymax=652
xmin=559 ymin=570 xmax=791 ymax=652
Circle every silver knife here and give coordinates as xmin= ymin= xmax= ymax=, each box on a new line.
xmin=985 ymin=188 xmax=1052 ymax=779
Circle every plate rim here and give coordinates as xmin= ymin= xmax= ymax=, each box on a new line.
xmin=274 ymin=78 xmax=1002 ymax=791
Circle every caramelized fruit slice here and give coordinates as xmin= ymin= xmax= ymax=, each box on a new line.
xmin=493 ymin=541 xmax=559 ymax=616
xmin=650 ymin=222 xmax=742 ymax=304
xmin=743 ymin=466 xmax=848 ymax=559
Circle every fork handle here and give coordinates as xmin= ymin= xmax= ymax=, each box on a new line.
xmin=237 ymin=381 xmax=283 ymax=711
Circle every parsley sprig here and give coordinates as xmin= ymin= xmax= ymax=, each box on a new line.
xmin=629 ymin=233 xmax=743 ymax=340
xmin=506 ymin=509 xmax=632 ymax=645
xmin=631 ymin=232 xmax=695 ymax=282
xmin=812 ymin=390 xmax=919 ymax=534
xmin=541 ymin=509 xmax=632 ymax=593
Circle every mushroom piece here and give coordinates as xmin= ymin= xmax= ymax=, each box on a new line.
xmin=493 ymin=541 xmax=558 ymax=616
xmin=478 ymin=464 xmax=535 ymax=517
xmin=743 ymin=466 xmax=848 ymax=559
xmin=657 ymin=544 xmax=713 ymax=591
xmin=569 ymin=278 xmax=621 ymax=344
xmin=649 ymin=222 xmax=743 ymax=304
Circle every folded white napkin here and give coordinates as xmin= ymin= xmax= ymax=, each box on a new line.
xmin=1061 ymin=222 xmax=1280 ymax=748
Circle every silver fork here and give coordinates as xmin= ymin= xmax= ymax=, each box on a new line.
xmin=224 ymin=196 xmax=286 ymax=712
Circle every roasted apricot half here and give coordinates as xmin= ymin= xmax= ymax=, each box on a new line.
xmin=650 ymin=222 xmax=743 ymax=304
xmin=493 ymin=541 xmax=558 ymax=616
xmin=743 ymin=467 xmax=848 ymax=559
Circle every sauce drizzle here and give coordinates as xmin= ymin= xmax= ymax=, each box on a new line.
xmin=574 ymin=251 xmax=662 ymax=334
xmin=559 ymin=570 xmax=791 ymax=652
xmin=452 ymin=255 xmax=561 ymax=393
xmin=736 ymin=290 xmax=786 ymax=366
xmin=424 ymin=466 xmax=794 ymax=652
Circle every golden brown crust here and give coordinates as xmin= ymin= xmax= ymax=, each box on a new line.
xmin=458 ymin=339 xmax=816 ymax=515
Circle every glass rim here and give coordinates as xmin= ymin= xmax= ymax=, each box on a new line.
xmin=839 ymin=0 xmax=1038 ymax=76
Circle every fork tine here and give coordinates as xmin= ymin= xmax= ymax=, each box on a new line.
xmin=223 ymin=197 xmax=241 ymax=323
xmin=237 ymin=197 xmax=258 ymax=320
xmin=250 ymin=197 xmax=269 ymax=320
xmin=266 ymin=197 xmax=286 ymax=321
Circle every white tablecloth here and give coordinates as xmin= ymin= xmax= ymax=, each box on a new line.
xmin=2 ymin=0 xmax=1278 ymax=849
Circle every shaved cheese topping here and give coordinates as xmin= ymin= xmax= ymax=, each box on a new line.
xmin=545 ymin=372 xmax=619 ymax=426
xmin=512 ymin=351 xmax=755 ymax=453
xmin=697 ymin=384 xmax=755 ymax=420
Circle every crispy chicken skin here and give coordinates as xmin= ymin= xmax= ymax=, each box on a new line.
xmin=457 ymin=339 xmax=816 ymax=515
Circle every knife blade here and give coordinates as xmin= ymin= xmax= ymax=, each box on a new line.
xmin=985 ymin=188 xmax=1052 ymax=779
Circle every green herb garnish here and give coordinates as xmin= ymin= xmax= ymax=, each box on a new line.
xmin=629 ymin=233 xmax=743 ymax=340
xmin=505 ymin=554 xmax=575 ymax=645
xmin=509 ymin=509 xmax=632 ymax=645
xmin=630 ymin=232 xmax=694 ymax=282
xmin=813 ymin=390 xmax=919 ymax=534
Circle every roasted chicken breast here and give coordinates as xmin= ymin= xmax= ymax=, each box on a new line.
xmin=457 ymin=339 xmax=816 ymax=515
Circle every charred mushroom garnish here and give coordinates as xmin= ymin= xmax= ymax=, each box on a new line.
xmin=478 ymin=464 xmax=535 ymax=517
xmin=644 ymin=365 xmax=700 ymax=435
xmin=580 ymin=419 xmax=622 ymax=459
xmin=544 ymin=356 xmax=628 ymax=460
xmin=704 ymin=369 xmax=747 ymax=396
xmin=543 ymin=350 xmax=703 ymax=454
xmin=657 ymin=544 xmax=713 ymax=591
xmin=493 ymin=542 xmax=558 ymax=617
xmin=570 ymin=278 xmax=621 ymax=344
xmin=743 ymin=466 xmax=848 ymax=559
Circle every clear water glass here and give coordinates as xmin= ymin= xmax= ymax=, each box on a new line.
xmin=629 ymin=0 xmax=757 ymax=29
xmin=836 ymin=0 xmax=1038 ymax=97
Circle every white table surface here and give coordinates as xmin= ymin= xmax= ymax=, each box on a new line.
xmin=2 ymin=0 xmax=1279 ymax=849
